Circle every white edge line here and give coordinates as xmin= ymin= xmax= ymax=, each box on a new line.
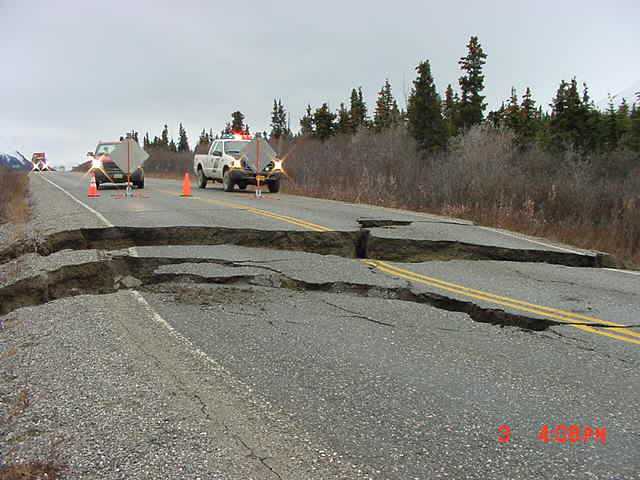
xmin=36 ymin=175 xmax=640 ymax=277
xmin=35 ymin=173 xmax=114 ymax=227
xmin=479 ymin=226 xmax=640 ymax=277
xmin=130 ymin=290 xmax=227 ymax=372
xmin=477 ymin=225 xmax=583 ymax=254
xmin=36 ymin=174 xmax=140 ymax=257
xmin=604 ymin=268 xmax=640 ymax=276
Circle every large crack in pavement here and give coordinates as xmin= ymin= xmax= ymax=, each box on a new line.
xmin=0 ymin=251 xmax=626 ymax=333
xmin=0 ymin=225 xmax=617 ymax=267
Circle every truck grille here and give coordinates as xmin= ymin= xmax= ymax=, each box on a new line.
xmin=102 ymin=161 xmax=127 ymax=180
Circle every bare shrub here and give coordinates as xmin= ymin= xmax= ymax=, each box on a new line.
xmin=283 ymin=126 xmax=640 ymax=266
xmin=0 ymin=169 xmax=30 ymax=225
xmin=0 ymin=461 xmax=66 ymax=480
xmin=143 ymin=149 xmax=192 ymax=179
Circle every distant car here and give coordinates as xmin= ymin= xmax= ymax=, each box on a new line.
xmin=90 ymin=141 xmax=144 ymax=189
xmin=31 ymin=152 xmax=51 ymax=171
xmin=193 ymin=133 xmax=282 ymax=192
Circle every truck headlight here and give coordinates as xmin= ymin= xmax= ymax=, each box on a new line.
xmin=91 ymin=158 xmax=103 ymax=169
xmin=231 ymin=159 xmax=242 ymax=169
xmin=272 ymin=159 xmax=283 ymax=172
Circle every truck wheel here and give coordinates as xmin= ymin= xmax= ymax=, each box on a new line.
xmin=197 ymin=168 xmax=208 ymax=188
xmin=135 ymin=173 xmax=145 ymax=189
xmin=267 ymin=179 xmax=280 ymax=193
xmin=238 ymin=183 xmax=247 ymax=190
xmin=222 ymin=170 xmax=235 ymax=192
xmin=95 ymin=179 xmax=101 ymax=190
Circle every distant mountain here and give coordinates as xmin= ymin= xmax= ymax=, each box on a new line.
xmin=597 ymin=80 xmax=640 ymax=109
xmin=0 ymin=151 xmax=31 ymax=171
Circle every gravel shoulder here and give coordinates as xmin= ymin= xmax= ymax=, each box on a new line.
xmin=0 ymin=175 xmax=366 ymax=478
xmin=0 ymin=292 xmax=368 ymax=479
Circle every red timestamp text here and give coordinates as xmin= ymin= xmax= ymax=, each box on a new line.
xmin=498 ymin=424 xmax=607 ymax=444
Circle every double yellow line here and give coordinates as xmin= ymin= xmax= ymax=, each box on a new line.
xmin=366 ymin=260 xmax=640 ymax=346
xmin=158 ymin=185 xmax=639 ymax=346
xmin=157 ymin=188 xmax=331 ymax=232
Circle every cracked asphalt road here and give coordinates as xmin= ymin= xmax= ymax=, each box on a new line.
xmin=1 ymin=172 xmax=639 ymax=479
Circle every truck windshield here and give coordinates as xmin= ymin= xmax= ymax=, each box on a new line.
xmin=224 ymin=141 xmax=248 ymax=154
xmin=96 ymin=143 xmax=118 ymax=155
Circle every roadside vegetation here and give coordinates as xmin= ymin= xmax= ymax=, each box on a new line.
xmin=0 ymin=169 xmax=30 ymax=226
xmin=283 ymin=126 xmax=640 ymax=266
xmin=274 ymin=36 xmax=640 ymax=266
xmin=86 ymin=36 xmax=639 ymax=265
xmin=0 ymin=382 xmax=66 ymax=479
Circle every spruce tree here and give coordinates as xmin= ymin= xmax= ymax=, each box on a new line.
xmin=161 ymin=124 xmax=170 ymax=148
xmin=198 ymin=129 xmax=209 ymax=145
xmin=504 ymin=87 xmax=521 ymax=132
xmin=313 ymin=103 xmax=336 ymax=140
xmin=549 ymin=78 xmax=605 ymax=153
xmin=617 ymin=98 xmax=632 ymax=142
xmin=279 ymin=100 xmax=289 ymax=137
xmin=177 ymin=123 xmax=190 ymax=152
xmin=168 ymin=138 xmax=177 ymax=152
xmin=604 ymin=97 xmax=621 ymax=150
xmin=519 ymin=87 xmax=539 ymax=145
xmin=336 ymin=103 xmax=351 ymax=134
xmin=373 ymin=79 xmax=401 ymax=131
xmin=486 ymin=102 xmax=505 ymax=128
xmin=406 ymin=60 xmax=447 ymax=151
xmin=624 ymin=101 xmax=640 ymax=152
xmin=270 ymin=99 xmax=289 ymax=139
xmin=442 ymin=84 xmax=458 ymax=137
xmin=300 ymin=105 xmax=315 ymax=136
xmin=143 ymin=132 xmax=151 ymax=148
xmin=231 ymin=111 xmax=245 ymax=132
xmin=457 ymin=36 xmax=487 ymax=130
xmin=349 ymin=87 xmax=368 ymax=131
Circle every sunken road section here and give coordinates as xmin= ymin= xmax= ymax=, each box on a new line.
xmin=0 ymin=225 xmax=617 ymax=267
xmin=0 ymin=225 xmax=619 ymax=333
xmin=0 ymin=251 xmax=559 ymax=331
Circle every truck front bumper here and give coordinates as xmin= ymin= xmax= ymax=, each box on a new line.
xmin=228 ymin=170 xmax=281 ymax=186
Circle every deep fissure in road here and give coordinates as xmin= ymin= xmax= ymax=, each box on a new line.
xmin=0 ymin=252 xmax=628 ymax=333
xmin=0 ymin=225 xmax=615 ymax=267
xmin=0 ymin=225 xmax=622 ymax=333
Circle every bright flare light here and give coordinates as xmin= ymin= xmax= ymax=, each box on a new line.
xmin=272 ymin=159 xmax=283 ymax=172
xmin=84 ymin=154 xmax=113 ymax=182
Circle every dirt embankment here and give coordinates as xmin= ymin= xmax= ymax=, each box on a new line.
xmin=0 ymin=170 xmax=30 ymax=226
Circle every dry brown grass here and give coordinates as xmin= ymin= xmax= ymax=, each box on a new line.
xmin=0 ymin=169 xmax=30 ymax=225
xmin=143 ymin=149 xmax=192 ymax=177
xmin=145 ymin=171 xmax=184 ymax=180
xmin=282 ymin=127 xmax=640 ymax=267
xmin=0 ymin=461 xmax=66 ymax=479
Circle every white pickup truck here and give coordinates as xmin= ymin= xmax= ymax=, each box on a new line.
xmin=193 ymin=134 xmax=282 ymax=192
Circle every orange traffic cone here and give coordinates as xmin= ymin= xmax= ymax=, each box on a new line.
xmin=180 ymin=172 xmax=192 ymax=197
xmin=87 ymin=173 xmax=100 ymax=198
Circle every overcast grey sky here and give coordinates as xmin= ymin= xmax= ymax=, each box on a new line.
xmin=1 ymin=0 xmax=638 ymax=168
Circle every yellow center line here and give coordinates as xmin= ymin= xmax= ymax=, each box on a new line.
xmin=156 ymin=188 xmax=331 ymax=232
xmin=155 ymin=184 xmax=637 ymax=346
xmin=366 ymin=260 xmax=640 ymax=346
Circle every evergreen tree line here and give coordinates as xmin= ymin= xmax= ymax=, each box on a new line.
xmin=288 ymin=35 xmax=640 ymax=156
xmin=142 ymin=123 xmax=191 ymax=153
xmin=292 ymin=36 xmax=489 ymax=149
xmin=133 ymin=35 xmax=640 ymax=160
